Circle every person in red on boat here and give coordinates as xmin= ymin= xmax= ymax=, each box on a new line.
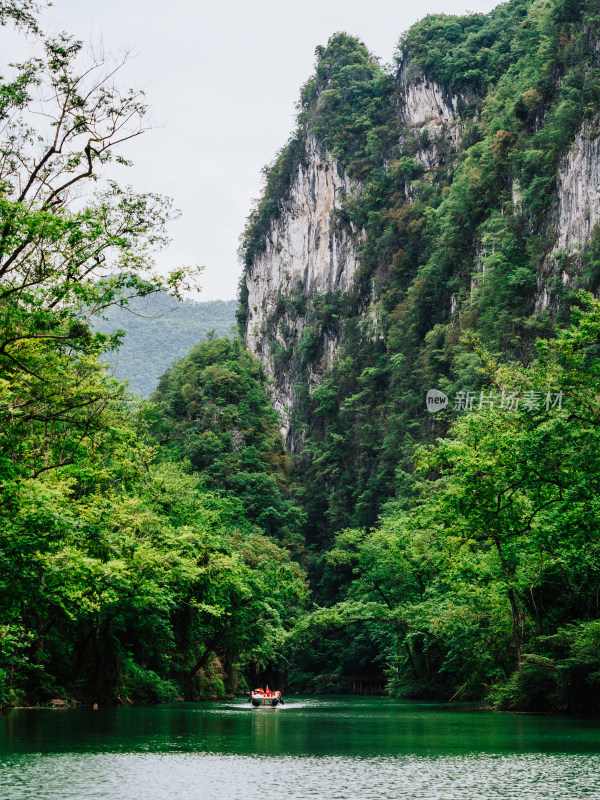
xmin=249 ymin=685 xmax=284 ymax=705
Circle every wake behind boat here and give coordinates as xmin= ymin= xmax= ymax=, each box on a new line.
xmin=249 ymin=685 xmax=283 ymax=707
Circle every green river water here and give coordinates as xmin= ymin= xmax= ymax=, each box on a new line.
xmin=1 ymin=696 xmax=599 ymax=799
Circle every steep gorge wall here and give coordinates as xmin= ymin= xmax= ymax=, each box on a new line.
xmin=396 ymin=62 xmax=468 ymax=169
xmin=553 ymin=118 xmax=600 ymax=254
xmin=244 ymin=135 xmax=362 ymax=446
xmin=241 ymin=4 xmax=600 ymax=480
xmin=536 ymin=117 xmax=600 ymax=312
xmin=237 ymin=0 xmax=600 ymax=549
xmin=242 ymin=65 xmax=465 ymax=447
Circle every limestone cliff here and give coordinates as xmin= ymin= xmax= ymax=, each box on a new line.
xmin=536 ymin=117 xmax=600 ymax=312
xmin=240 ymin=6 xmax=600 ymax=471
xmin=553 ymin=119 xmax=600 ymax=254
xmin=396 ymin=61 xmax=467 ymax=169
xmin=244 ymin=136 xmax=362 ymax=446
xmin=241 ymin=59 xmax=465 ymax=447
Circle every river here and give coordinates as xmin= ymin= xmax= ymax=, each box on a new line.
xmin=1 ymin=696 xmax=599 ymax=799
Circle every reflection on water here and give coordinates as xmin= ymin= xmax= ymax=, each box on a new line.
xmin=1 ymin=697 xmax=600 ymax=799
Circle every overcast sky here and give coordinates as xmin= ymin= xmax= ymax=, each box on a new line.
xmin=2 ymin=0 xmax=501 ymax=301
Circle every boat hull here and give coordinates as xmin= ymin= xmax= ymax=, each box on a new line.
xmin=250 ymin=692 xmax=283 ymax=708
xmin=251 ymin=696 xmax=281 ymax=707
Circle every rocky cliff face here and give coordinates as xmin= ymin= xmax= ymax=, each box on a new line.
xmin=536 ymin=117 xmax=600 ymax=312
xmin=396 ymin=62 xmax=466 ymax=169
xmin=237 ymin=5 xmax=600 ymax=549
xmin=241 ymin=18 xmax=600 ymax=453
xmin=552 ymin=119 xmax=600 ymax=255
xmin=244 ymin=136 xmax=362 ymax=446
xmin=242 ymin=68 xmax=466 ymax=446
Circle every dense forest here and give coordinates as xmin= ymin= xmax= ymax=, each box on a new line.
xmin=92 ymin=294 xmax=237 ymax=397
xmin=3 ymin=0 xmax=600 ymax=715
xmin=0 ymin=2 xmax=305 ymax=707
xmin=240 ymin=0 xmax=600 ymax=711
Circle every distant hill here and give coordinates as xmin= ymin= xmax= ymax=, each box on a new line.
xmin=92 ymin=293 xmax=237 ymax=397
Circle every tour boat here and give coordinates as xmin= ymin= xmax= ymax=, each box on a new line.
xmin=249 ymin=685 xmax=283 ymax=707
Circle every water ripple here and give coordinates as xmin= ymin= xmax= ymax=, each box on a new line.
xmin=2 ymin=751 xmax=600 ymax=800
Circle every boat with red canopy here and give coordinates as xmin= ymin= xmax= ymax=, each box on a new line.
xmin=249 ymin=685 xmax=283 ymax=707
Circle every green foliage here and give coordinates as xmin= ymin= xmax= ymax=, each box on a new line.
xmin=0 ymin=4 xmax=308 ymax=708
xmin=0 ymin=3 xmax=200 ymax=485
xmin=292 ymin=300 xmax=600 ymax=711
xmin=299 ymin=33 xmax=396 ymax=170
xmin=151 ymin=337 xmax=305 ymax=546
xmin=398 ymin=1 xmax=533 ymax=92
xmin=121 ymin=658 xmax=180 ymax=704
xmin=0 ymin=418 xmax=308 ymax=705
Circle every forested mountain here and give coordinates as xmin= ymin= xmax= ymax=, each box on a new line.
xmin=239 ymin=0 xmax=600 ymax=709
xmin=241 ymin=0 xmax=599 ymax=544
xmin=4 ymin=0 xmax=600 ymax=714
xmin=92 ymin=294 xmax=237 ymax=397
xmin=151 ymin=337 xmax=304 ymax=549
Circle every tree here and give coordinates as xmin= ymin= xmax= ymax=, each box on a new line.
xmin=152 ymin=337 xmax=305 ymax=547
xmin=292 ymin=298 xmax=600 ymax=710
xmin=0 ymin=1 xmax=200 ymax=480
xmin=0 ymin=3 xmax=308 ymax=708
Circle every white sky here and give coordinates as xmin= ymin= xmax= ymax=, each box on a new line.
xmin=1 ymin=0 xmax=501 ymax=300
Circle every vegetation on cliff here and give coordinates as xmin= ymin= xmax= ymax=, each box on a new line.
xmin=240 ymin=0 xmax=600 ymax=710
xmin=292 ymin=300 xmax=600 ymax=712
xmin=151 ymin=337 xmax=305 ymax=548
xmin=243 ymin=0 xmax=600 ymax=543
